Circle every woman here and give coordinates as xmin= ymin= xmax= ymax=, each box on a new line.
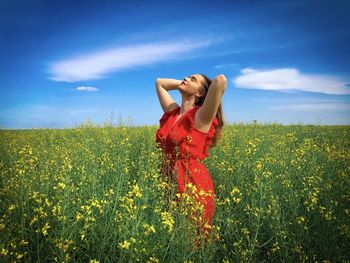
xmin=155 ymin=73 xmax=227 ymax=246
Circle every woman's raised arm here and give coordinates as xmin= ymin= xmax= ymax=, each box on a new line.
xmin=197 ymin=74 xmax=227 ymax=124
xmin=155 ymin=78 xmax=181 ymax=113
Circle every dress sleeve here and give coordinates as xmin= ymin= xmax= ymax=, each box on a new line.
xmin=201 ymin=117 xmax=219 ymax=157
xmin=208 ymin=117 xmax=219 ymax=137
xmin=159 ymin=107 xmax=178 ymax=128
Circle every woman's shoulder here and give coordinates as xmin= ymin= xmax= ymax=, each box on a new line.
xmin=166 ymin=104 xmax=180 ymax=113
xmin=159 ymin=106 xmax=179 ymax=127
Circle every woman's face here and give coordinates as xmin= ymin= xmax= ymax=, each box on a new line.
xmin=178 ymin=74 xmax=206 ymax=97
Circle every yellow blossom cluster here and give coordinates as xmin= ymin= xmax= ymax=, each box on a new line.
xmin=142 ymin=223 xmax=156 ymax=236
xmin=160 ymin=211 xmax=174 ymax=234
xmin=118 ymin=237 xmax=136 ymax=250
xmin=230 ymin=186 xmax=242 ymax=204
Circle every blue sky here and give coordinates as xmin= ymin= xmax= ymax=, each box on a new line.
xmin=0 ymin=0 xmax=349 ymax=129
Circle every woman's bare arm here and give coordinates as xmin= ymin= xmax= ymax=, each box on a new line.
xmin=197 ymin=74 xmax=227 ymax=124
xmin=155 ymin=78 xmax=181 ymax=113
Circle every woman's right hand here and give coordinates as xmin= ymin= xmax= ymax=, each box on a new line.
xmin=156 ymin=78 xmax=182 ymax=91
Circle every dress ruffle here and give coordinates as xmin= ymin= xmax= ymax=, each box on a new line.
xmin=186 ymin=108 xmax=219 ymax=158
xmin=159 ymin=107 xmax=179 ymax=127
xmin=157 ymin=105 xmax=219 ymax=157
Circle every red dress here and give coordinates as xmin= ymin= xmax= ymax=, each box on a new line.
xmin=155 ymin=105 xmax=219 ymax=236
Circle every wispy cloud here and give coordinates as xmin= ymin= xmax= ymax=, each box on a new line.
xmin=76 ymin=86 xmax=99 ymax=92
xmin=214 ymin=63 xmax=240 ymax=69
xmin=233 ymin=67 xmax=350 ymax=95
xmin=269 ymin=102 xmax=350 ymax=112
xmin=49 ymin=38 xmax=214 ymax=82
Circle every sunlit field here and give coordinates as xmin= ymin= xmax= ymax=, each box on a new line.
xmin=1 ymin=121 xmax=349 ymax=262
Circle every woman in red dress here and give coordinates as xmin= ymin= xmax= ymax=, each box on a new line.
xmin=155 ymin=73 xmax=227 ymax=246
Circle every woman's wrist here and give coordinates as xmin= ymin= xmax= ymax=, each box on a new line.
xmin=156 ymin=78 xmax=182 ymax=91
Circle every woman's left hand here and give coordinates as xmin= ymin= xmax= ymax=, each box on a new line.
xmin=215 ymin=74 xmax=227 ymax=83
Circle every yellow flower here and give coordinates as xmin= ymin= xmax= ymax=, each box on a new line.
xmin=19 ymin=240 xmax=28 ymax=246
xmin=185 ymin=135 xmax=193 ymax=143
xmin=118 ymin=240 xmax=131 ymax=249
xmin=131 ymin=184 xmax=142 ymax=198
xmin=30 ymin=216 xmax=38 ymax=226
xmin=147 ymin=256 xmax=160 ymax=263
xmin=256 ymin=162 xmax=262 ymax=170
xmin=8 ymin=204 xmax=16 ymax=211
xmin=42 ymin=222 xmax=50 ymax=236
xmin=232 ymin=197 xmax=241 ymax=204
xmin=55 ymin=239 xmax=74 ymax=252
xmin=271 ymin=241 xmax=280 ymax=253
xmin=241 ymin=227 xmax=250 ymax=236
xmin=161 ymin=211 xmax=174 ymax=233
xmin=199 ymin=189 xmax=206 ymax=196
xmin=296 ymin=216 xmax=305 ymax=224
xmin=89 ymin=259 xmax=99 ymax=263
xmin=104 ymin=188 xmax=114 ymax=197
xmin=230 ymin=187 xmax=240 ymax=196
xmin=230 ymin=187 xmax=242 ymax=203
xmin=142 ymin=223 xmax=156 ymax=236
xmin=1 ymin=248 xmax=9 ymax=256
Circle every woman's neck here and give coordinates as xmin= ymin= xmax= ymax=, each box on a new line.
xmin=179 ymin=99 xmax=196 ymax=115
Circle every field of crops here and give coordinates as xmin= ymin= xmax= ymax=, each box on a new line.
xmin=0 ymin=122 xmax=349 ymax=262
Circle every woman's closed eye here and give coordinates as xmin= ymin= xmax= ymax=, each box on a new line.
xmin=188 ymin=76 xmax=196 ymax=82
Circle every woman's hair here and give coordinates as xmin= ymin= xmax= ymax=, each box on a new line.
xmin=195 ymin=74 xmax=225 ymax=148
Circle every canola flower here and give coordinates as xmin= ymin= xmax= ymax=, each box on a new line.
xmin=40 ymin=222 xmax=50 ymax=236
xmin=160 ymin=211 xmax=174 ymax=234
xmin=142 ymin=223 xmax=156 ymax=236
xmin=118 ymin=237 xmax=136 ymax=250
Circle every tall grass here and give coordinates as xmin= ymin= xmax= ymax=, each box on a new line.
xmin=0 ymin=121 xmax=349 ymax=262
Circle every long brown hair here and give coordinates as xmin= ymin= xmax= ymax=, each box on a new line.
xmin=195 ymin=74 xmax=225 ymax=148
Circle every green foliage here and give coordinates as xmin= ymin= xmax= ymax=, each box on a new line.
xmin=0 ymin=123 xmax=349 ymax=262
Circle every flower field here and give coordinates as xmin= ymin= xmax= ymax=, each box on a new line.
xmin=0 ymin=122 xmax=349 ymax=262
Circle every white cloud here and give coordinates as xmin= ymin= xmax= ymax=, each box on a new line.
xmin=213 ymin=63 xmax=240 ymax=69
xmin=49 ymin=38 xmax=213 ymax=82
xmin=269 ymin=102 xmax=350 ymax=112
xmin=233 ymin=67 xmax=350 ymax=95
xmin=76 ymin=86 xmax=99 ymax=92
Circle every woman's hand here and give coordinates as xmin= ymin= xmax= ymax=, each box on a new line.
xmin=156 ymin=78 xmax=182 ymax=91
xmin=156 ymin=78 xmax=181 ymax=112
xmin=215 ymin=74 xmax=227 ymax=83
